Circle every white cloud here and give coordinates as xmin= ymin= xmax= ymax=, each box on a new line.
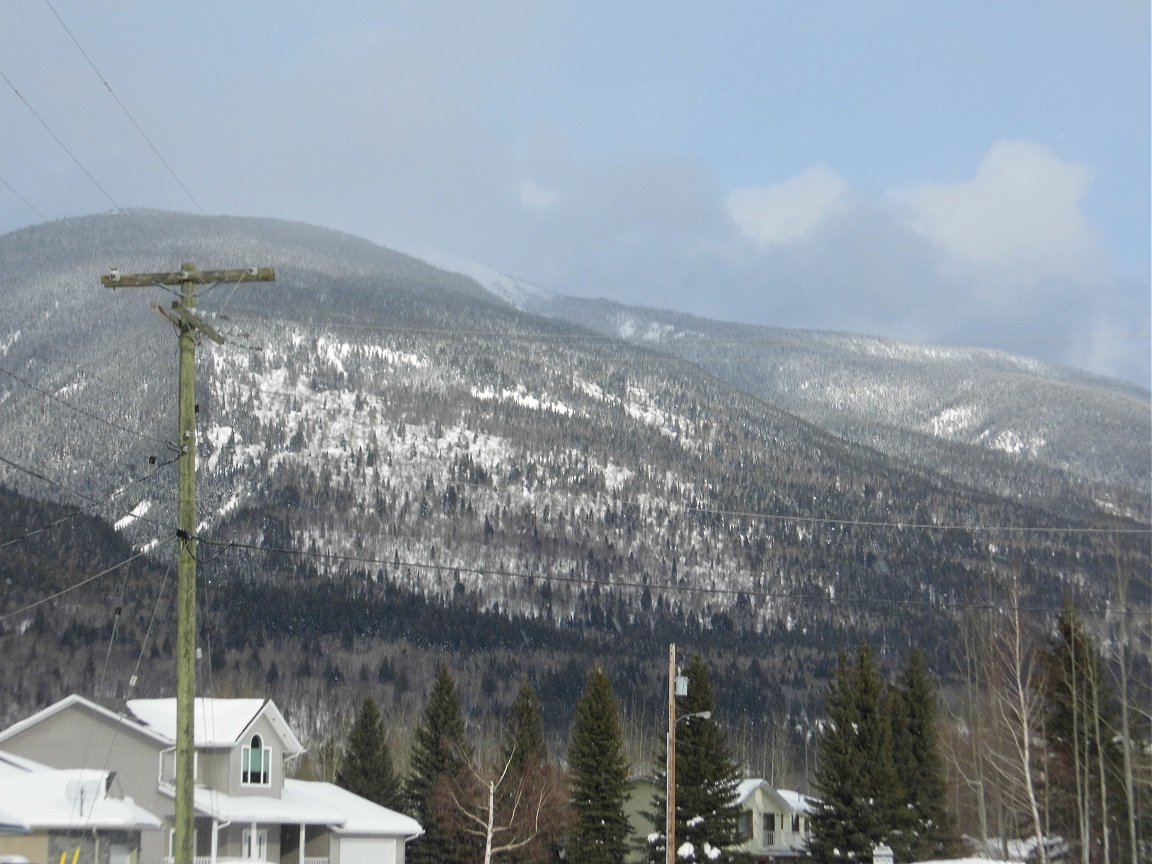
xmin=894 ymin=140 xmax=1101 ymax=285
xmin=724 ymin=165 xmax=851 ymax=248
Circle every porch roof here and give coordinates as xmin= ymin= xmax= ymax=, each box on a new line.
xmin=285 ymin=782 xmax=422 ymax=839
xmin=180 ymin=785 xmax=347 ymax=826
xmin=0 ymin=768 xmax=161 ymax=831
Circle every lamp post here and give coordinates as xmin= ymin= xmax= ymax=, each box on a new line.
xmin=666 ymin=642 xmax=711 ymax=864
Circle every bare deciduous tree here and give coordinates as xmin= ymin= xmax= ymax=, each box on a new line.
xmin=440 ymin=746 xmax=569 ymax=864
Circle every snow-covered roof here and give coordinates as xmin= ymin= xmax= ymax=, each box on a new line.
xmin=736 ymin=778 xmax=767 ymax=803
xmin=127 ymin=698 xmax=304 ymax=754
xmin=155 ymin=779 xmax=420 ymax=838
xmin=734 ymin=780 xmax=815 ymax=813
xmin=776 ymin=789 xmax=814 ymax=814
xmin=285 ymin=781 xmax=423 ymax=838
xmin=0 ymin=695 xmax=167 ymax=749
xmin=0 ymin=767 xmax=160 ymax=831
xmin=0 ymin=750 xmax=48 ymax=776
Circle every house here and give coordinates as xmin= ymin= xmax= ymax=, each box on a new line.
xmin=0 ymin=749 xmax=160 ymax=864
xmin=0 ymin=695 xmax=420 ymax=864
xmin=622 ymin=775 xmax=658 ymax=863
xmin=733 ymin=779 xmax=813 ymax=861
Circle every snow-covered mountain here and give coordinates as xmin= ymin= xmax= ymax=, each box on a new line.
xmin=0 ymin=211 xmax=1146 ymax=729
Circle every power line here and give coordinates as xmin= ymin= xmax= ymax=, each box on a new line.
xmin=199 ymin=313 xmax=1152 ymax=355
xmin=0 ymin=173 xmax=49 ymax=221
xmin=194 ymin=535 xmax=1141 ymax=617
xmin=0 ymin=453 xmax=99 ymax=504
xmin=0 ymin=548 xmax=149 ymax=622
xmin=0 ymin=452 xmax=173 ymax=540
xmin=0 ymin=452 xmax=178 ymax=550
xmin=687 ymin=506 xmax=1151 ymax=537
xmin=0 ymin=363 xmax=172 ymax=447
xmin=40 ymin=0 xmax=208 ymax=217
xmin=0 ymin=65 xmax=124 ymax=214
xmin=169 ymin=373 xmax=1152 ymax=539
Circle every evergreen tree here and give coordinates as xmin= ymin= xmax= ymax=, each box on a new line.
xmin=808 ymin=645 xmax=904 ymax=864
xmin=335 ymin=695 xmax=401 ymax=808
xmin=503 ymin=678 xmax=548 ymax=771
xmin=500 ymin=678 xmax=565 ymax=864
xmin=568 ymin=666 xmax=631 ymax=864
xmin=890 ymin=650 xmax=957 ymax=861
xmin=406 ymin=663 xmax=477 ymax=864
xmin=648 ymin=655 xmax=744 ymax=862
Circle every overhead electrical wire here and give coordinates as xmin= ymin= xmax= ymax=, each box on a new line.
xmin=0 ymin=173 xmax=48 ymax=221
xmin=210 ymin=314 xmax=1152 ymax=353
xmin=0 ymin=452 xmax=178 ymax=550
xmin=686 ymin=505 xmax=1150 ymax=537
xmin=0 ymin=65 xmax=125 ymax=215
xmin=40 ymin=0 xmax=207 ymax=217
xmin=192 ymin=534 xmax=1143 ymax=617
xmin=0 ymin=452 xmax=173 ymax=542
xmin=183 ymin=376 xmax=1152 ymax=540
xmin=0 ymin=363 xmax=172 ymax=447
xmin=0 ymin=549 xmax=149 ymax=622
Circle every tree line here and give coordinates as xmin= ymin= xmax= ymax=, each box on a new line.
xmin=325 ymin=598 xmax=1149 ymax=864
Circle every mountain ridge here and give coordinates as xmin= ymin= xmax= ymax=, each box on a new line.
xmin=0 ymin=210 xmax=1146 ymax=740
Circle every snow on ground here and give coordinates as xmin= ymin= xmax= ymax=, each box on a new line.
xmin=928 ymin=405 xmax=979 ymax=437
xmin=601 ymin=460 xmax=632 ymax=491
xmin=978 ymin=427 xmax=1046 ymax=457
xmin=0 ymin=329 xmax=20 ymax=356
xmin=113 ymin=499 xmax=151 ymax=531
xmin=470 ymin=384 xmax=573 ymax=417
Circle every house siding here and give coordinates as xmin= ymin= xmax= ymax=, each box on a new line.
xmin=0 ymin=705 xmax=169 ymax=864
xmin=0 ymin=833 xmax=47 ymax=864
xmin=227 ymin=714 xmax=284 ymax=797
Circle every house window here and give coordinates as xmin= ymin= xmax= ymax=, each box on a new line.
xmin=763 ymin=812 xmax=776 ymax=846
xmin=792 ymin=814 xmax=802 ymax=833
xmin=738 ymin=811 xmax=752 ymax=841
xmin=242 ymin=734 xmax=271 ymax=785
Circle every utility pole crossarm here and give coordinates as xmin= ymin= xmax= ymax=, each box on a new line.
xmin=102 ymin=266 xmax=275 ymax=288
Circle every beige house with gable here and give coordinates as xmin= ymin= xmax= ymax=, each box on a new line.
xmin=733 ymin=779 xmax=813 ymax=861
xmin=0 ymin=695 xmax=420 ymax=864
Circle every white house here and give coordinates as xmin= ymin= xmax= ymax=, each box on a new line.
xmin=733 ymin=779 xmax=813 ymax=861
xmin=0 ymin=696 xmax=420 ymax=864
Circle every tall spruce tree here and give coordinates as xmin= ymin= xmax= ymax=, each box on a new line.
xmin=648 ymin=654 xmax=744 ymax=862
xmin=503 ymin=678 xmax=548 ymax=771
xmin=335 ymin=696 xmax=401 ymax=808
xmin=568 ymin=666 xmax=631 ymax=864
xmin=808 ymin=645 xmax=904 ymax=864
xmin=890 ymin=650 xmax=957 ymax=861
xmin=405 ymin=663 xmax=477 ymax=864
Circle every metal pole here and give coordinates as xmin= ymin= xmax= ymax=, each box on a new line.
xmin=667 ymin=643 xmax=676 ymax=864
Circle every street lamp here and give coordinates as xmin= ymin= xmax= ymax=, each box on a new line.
xmin=666 ymin=642 xmax=712 ymax=864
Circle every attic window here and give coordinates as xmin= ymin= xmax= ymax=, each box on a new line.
xmin=242 ymin=734 xmax=270 ymax=785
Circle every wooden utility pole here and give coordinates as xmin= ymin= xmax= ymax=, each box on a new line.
xmin=667 ymin=643 xmax=677 ymax=864
xmin=102 ymin=263 xmax=274 ymax=864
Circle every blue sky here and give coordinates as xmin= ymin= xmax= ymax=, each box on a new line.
xmin=2 ymin=1 xmax=1148 ymax=385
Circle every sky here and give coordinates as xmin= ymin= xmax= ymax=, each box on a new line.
xmin=2 ymin=1 xmax=1149 ymax=386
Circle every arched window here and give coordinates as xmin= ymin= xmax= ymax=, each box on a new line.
xmin=242 ymin=734 xmax=270 ymax=785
